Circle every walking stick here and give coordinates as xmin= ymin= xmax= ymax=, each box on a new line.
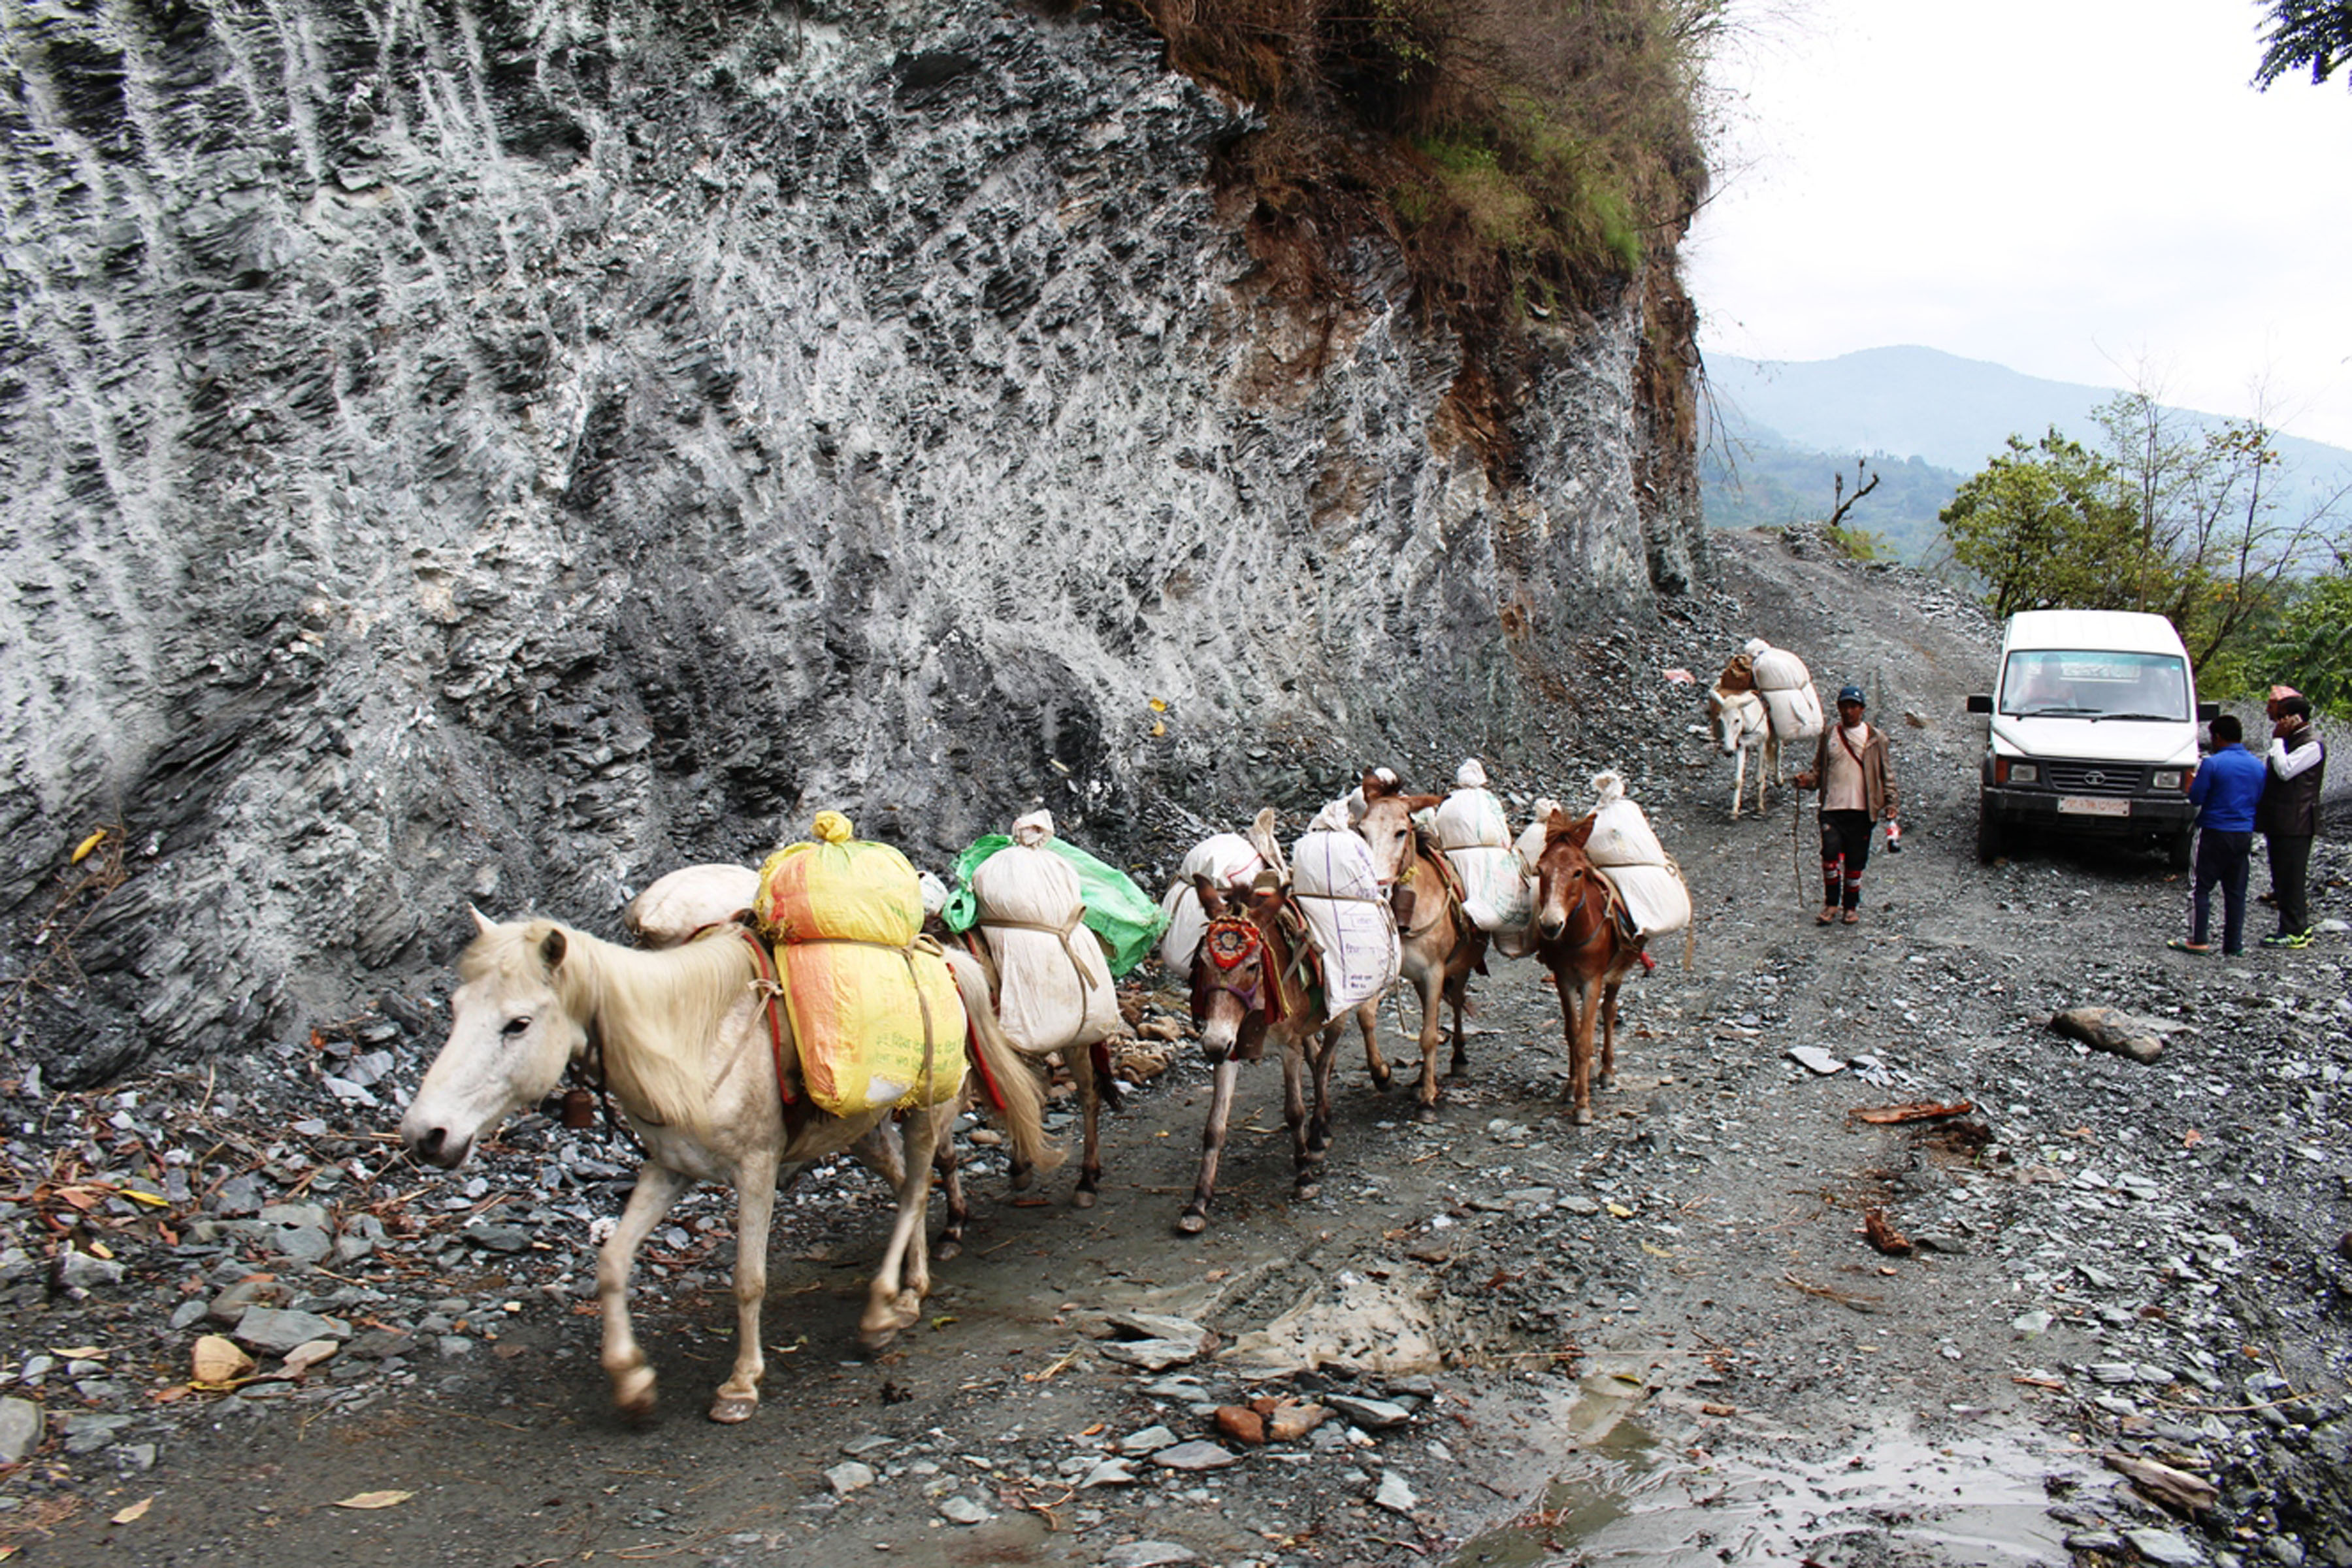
xmin=1791 ymin=772 xmax=1807 ymax=914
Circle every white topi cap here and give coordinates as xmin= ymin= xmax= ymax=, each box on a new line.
xmin=1455 ymin=758 xmax=1488 ymax=789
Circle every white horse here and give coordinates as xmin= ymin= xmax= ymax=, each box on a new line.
xmin=1705 ymin=684 xmax=1779 ymax=819
xmin=399 ymin=911 xmax=1057 ymax=1424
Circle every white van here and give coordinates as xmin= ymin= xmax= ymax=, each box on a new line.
xmin=1965 ymin=609 xmax=2219 ymax=868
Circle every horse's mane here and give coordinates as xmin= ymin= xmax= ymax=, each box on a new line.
xmin=468 ymin=919 xmax=756 ymax=1135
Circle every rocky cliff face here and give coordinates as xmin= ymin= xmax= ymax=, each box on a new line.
xmin=0 ymin=0 xmax=1704 ymax=1082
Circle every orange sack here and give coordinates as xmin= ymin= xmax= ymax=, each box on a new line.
xmin=754 ymin=812 xmax=967 ymax=1117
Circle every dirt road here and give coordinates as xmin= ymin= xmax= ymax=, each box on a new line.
xmin=7 ymin=530 xmax=2346 ymax=1568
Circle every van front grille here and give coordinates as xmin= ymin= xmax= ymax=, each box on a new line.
xmin=2044 ymin=762 xmax=2142 ymax=796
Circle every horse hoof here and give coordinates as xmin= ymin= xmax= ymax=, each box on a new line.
xmin=1175 ymin=1209 xmax=1208 ymax=1236
xmin=1007 ymin=1161 xmax=1035 ymax=1193
xmin=856 ymin=1326 xmax=900 ymax=1356
xmin=613 ymin=1377 xmax=658 ymax=1424
xmin=1369 ymin=1068 xmax=1393 ymax=1093
xmin=932 ymin=1237 xmax=964 ymax=1264
xmin=1294 ymin=1180 xmax=1322 ymax=1202
xmin=1414 ymin=1103 xmax=1440 ymax=1126
xmin=1599 ymin=1074 xmax=1617 ymax=1093
xmin=1071 ymin=1188 xmax=1098 ymax=1210
xmin=708 ymin=1392 xmax=758 ymax=1424
xmin=1572 ymin=1106 xmax=1593 ymax=1127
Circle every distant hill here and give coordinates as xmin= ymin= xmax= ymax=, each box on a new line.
xmin=1699 ymin=346 xmax=2352 ymax=564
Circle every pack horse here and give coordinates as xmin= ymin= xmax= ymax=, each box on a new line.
xmin=400 ymin=906 xmax=1056 ymax=1424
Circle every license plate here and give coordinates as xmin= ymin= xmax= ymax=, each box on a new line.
xmin=2058 ymin=796 xmax=2130 ymax=817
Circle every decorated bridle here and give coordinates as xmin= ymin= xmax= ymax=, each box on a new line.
xmin=1192 ymin=912 xmax=1284 ymax=1025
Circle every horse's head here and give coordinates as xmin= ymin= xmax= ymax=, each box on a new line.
xmin=1533 ymin=809 xmax=1601 ymax=943
xmin=1352 ymin=779 xmax=1443 ymax=886
xmin=400 ymin=909 xmax=589 ymax=1169
xmin=1705 ymin=686 xmax=1756 ymax=755
xmin=1189 ymin=876 xmax=1279 ymax=1064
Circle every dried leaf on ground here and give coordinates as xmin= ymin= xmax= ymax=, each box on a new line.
xmin=110 ymin=1497 xmax=154 ymax=1524
xmin=332 ymin=1490 xmax=415 ymax=1511
xmin=1847 ymin=1101 xmax=1974 ymax=1125
xmin=1863 ymin=1209 xmax=1914 ymax=1256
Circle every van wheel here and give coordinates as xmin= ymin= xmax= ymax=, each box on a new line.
xmin=1975 ymin=806 xmax=2004 ymax=865
xmin=2166 ymin=829 xmax=2193 ymax=872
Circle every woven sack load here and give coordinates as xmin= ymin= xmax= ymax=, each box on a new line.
xmin=1762 ymin=683 xmax=1825 ymax=742
xmin=1745 ymin=640 xmax=1823 ymax=742
xmin=625 ymin=864 xmax=759 ymax=948
xmin=1513 ymin=798 xmax=1565 ymax=877
xmin=1289 ymin=829 xmax=1401 ymax=1013
xmin=1158 ymin=833 xmax=1267 ymax=983
xmin=1599 ymin=862 xmax=1692 ymax=938
xmin=1583 ymin=772 xmax=1667 ymax=868
xmin=943 ymin=811 xmax=1168 ymax=977
xmin=1434 ymin=762 xmax=1511 ymax=851
xmin=968 ymin=813 xmax=1119 ymax=1053
xmin=754 ymin=812 xmax=966 ymax=1117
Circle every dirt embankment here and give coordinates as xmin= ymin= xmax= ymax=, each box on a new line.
xmin=2 ymin=529 xmax=2345 ymax=1568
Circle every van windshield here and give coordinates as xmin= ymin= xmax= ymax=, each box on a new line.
xmin=1999 ymin=650 xmax=2190 ymax=720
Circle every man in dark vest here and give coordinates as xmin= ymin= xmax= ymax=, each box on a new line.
xmin=2257 ymin=691 xmax=2327 ymax=950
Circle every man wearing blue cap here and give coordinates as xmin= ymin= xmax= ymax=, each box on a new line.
xmin=1793 ymin=686 xmax=1899 ymax=925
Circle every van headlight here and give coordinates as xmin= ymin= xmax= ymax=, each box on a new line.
xmin=2151 ymin=769 xmax=2184 ymax=789
xmin=2008 ymin=763 xmax=2039 ymax=784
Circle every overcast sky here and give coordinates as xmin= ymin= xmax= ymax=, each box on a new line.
xmin=1685 ymin=0 xmax=2352 ymax=451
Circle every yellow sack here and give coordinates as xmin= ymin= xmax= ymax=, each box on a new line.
xmin=756 ymin=813 xmax=966 ymax=1116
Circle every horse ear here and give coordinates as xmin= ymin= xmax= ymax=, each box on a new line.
xmin=538 ymin=926 xmax=568 ymax=972
xmin=468 ymin=904 xmax=497 ymax=936
xmin=1405 ymin=792 xmax=1443 ymax=815
xmin=1194 ymin=874 xmax=1227 ymax=919
xmin=1566 ymin=813 xmax=1597 ymax=849
xmin=1360 ymin=769 xmax=1391 ymax=800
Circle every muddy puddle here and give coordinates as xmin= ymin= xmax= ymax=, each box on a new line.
xmin=1454 ymin=1368 xmax=2088 ymax=1567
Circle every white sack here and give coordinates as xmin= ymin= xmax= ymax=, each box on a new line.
xmin=1157 ymin=833 xmax=1267 ymax=983
xmin=973 ymin=840 xmax=1119 ymax=1053
xmin=1583 ymin=772 xmax=1666 ymax=868
xmin=1450 ymin=844 xmax=1533 ymax=938
xmin=1434 ymin=787 xmax=1511 ymax=851
xmin=625 ymin=864 xmax=759 ymax=948
xmin=1750 ymin=644 xmax=1810 ymax=692
xmin=1289 ymin=830 xmax=1401 ymax=1013
xmin=1513 ymin=799 xmax=1563 ymax=877
xmin=1762 ymin=683 xmax=1825 ymax=743
xmin=1599 ymin=862 xmax=1691 ymax=938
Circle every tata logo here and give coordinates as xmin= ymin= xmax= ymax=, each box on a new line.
xmin=2083 ymin=771 xmax=2108 ymax=787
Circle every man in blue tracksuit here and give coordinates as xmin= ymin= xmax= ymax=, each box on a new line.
xmin=2170 ymin=714 xmax=2268 ymax=956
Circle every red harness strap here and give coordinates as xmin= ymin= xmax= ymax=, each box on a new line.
xmin=727 ymin=923 xmax=797 ymax=1107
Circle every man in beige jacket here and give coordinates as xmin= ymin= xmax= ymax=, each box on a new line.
xmin=1793 ymin=685 xmax=1900 ymax=925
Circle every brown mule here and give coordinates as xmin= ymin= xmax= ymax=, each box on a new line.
xmin=1350 ymin=774 xmax=1488 ymax=1122
xmin=1177 ymin=875 xmax=1374 ymax=1234
xmin=1529 ymin=810 xmax=1650 ymax=1125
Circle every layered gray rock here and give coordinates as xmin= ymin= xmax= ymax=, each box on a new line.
xmin=0 ymin=0 xmax=1703 ymax=1080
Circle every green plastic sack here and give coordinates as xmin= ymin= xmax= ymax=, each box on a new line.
xmin=943 ymin=834 xmax=1169 ymax=977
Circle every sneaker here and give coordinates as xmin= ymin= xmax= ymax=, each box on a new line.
xmin=2259 ymin=930 xmax=2313 ymax=949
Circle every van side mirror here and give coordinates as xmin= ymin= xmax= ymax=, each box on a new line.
xmin=2196 ymin=701 xmax=2219 ymax=722
xmin=1965 ymin=694 xmax=1993 ymax=714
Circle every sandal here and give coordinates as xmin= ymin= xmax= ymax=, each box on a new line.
xmin=1840 ymin=910 xmax=1861 ymax=924
xmin=1816 ymin=907 xmax=1837 ymax=925
xmin=2165 ymin=938 xmax=2211 ymax=954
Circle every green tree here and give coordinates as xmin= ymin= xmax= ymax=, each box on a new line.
xmin=2254 ymin=1 xmax=2352 ymax=89
xmin=1937 ymin=431 xmax=2142 ymax=617
xmin=2258 ymin=563 xmax=2352 ymax=715
xmin=2091 ymin=389 xmax=2344 ymax=679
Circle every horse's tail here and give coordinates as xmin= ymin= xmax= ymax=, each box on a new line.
xmin=949 ymin=955 xmax=1066 ymax=1177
